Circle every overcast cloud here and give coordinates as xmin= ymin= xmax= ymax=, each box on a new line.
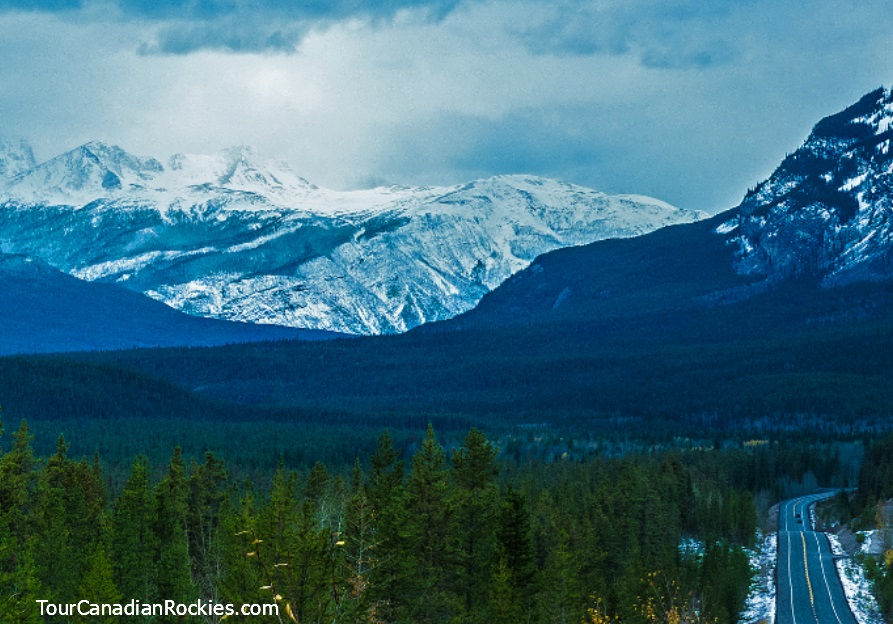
xmin=0 ymin=0 xmax=891 ymax=213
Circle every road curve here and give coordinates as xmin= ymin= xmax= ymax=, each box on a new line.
xmin=776 ymin=493 xmax=857 ymax=624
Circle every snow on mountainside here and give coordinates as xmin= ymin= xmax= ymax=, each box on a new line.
xmin=5 ymin=141 xmax=165 ymax=203
xmin=0 ymin=139 xmax=36 ymax=181
xmin=0 ymin=139 xmax=705 ymax=334
xmin=718 ymin=86 xmax=893 ymax=285
xmin=165 ymin=146 xmax=318 ymax=200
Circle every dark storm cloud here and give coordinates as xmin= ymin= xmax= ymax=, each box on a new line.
xmin=0 ymin=0 xmax=463 ymax=53
xmin=511 ymin=0 xmax=750 ymax=69
xmin=0 ymin=0 xmax=81 ymax=8
xmin=117 ymin=0 xmax=462 ymax=21
xmin=137 ymin=17 xmax=310 ymax=54
xmin=1 ymin=0 xmax=891 ymax=215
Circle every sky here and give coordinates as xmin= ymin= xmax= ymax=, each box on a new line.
xmin=0 ymin=0 xmax=891 ymax=214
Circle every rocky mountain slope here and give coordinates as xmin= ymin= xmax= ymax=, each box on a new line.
xmin=721 ymin=86 xmax=893 ymax=285
xmin=0 ymin=142 xmax=703 ymax=334
xmin=441 ymin=86 xmax=893 ymax=330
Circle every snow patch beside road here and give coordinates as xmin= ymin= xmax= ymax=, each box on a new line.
xmin=741 ymin=531 xmax=776 ymax=624
xmin=827 ymin=533 xmax=885 ymax=624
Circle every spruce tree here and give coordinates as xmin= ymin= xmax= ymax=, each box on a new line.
xmin=153 ymin=447 xmax=196 ymax=621
xmin=365 ymin=430 xmax=409 ymax=620
xmin=188 ymin=451 xmax=228 ymax=601
xmin=496 ymin=487 xmax=536 ymax=604
xmin=0 ymin=420 xmax=43 ymax=624
xmin=73 ymin=546 xmax=121 ymax=624
xmin=112 ymin=455 xmax=156 ymax=605
xmin=405 ymin=424 xmax=455 ymax=623
xmin=451 ymin=428 xmax=499 ymax=622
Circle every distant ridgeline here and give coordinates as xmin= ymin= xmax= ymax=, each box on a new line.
xmin=0 ymin=138 xmax=702 ymax=336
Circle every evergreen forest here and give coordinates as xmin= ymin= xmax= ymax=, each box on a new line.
xmin=1 ymin=413 xmax=875 ymax=624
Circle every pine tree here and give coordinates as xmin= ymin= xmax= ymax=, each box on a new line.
xmin=451 ymin=428 xmax=499 ymax=621
xmin=217 ymin=490 xmax=265 ymax=611
xmin=73 ymin=546 xmax=121 ymax=624
xmin=487 ymin=556 xmax=523 ymax=624
xmin=0 ymin=543 xmax=43 ymax=624
xmin=188 ymin=451 xmax=228 ymax=602
xmin=112 ymin=455 xmax=156 ymax=604
xmin=537 ymin=528 xmax=583 ymax=624
xmin=0 ymin=421 xmax=36 ymax=543
xmin=255 ymin=461 xmax=331 ymax=624
xmin=32 ymin=436 xmax=77 ymax=602
xmin=153 ymin=447 xmax=196 ymax=621
xmin=0 ymin=420 xmax=43 ymax=624
xmin=338 ymin=460 xmax=375 ymax=621
xmin=365 ymin=430 xmax=409 ymax=621
xmin=496 ymin=487 xmax=536 ymax=604
xmin=405 ymin=423 xmax=455 ymax=623
xmin=33 ymin=435 xmax=107 ymax=605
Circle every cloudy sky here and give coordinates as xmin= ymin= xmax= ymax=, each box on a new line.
xmin=0 ymin=0 xmax=891 ymax=213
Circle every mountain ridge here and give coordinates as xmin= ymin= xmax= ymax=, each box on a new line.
xmin=434 ymin=85 xmax=893 ymax=331
xmin=0 ymin=141 xmax=704 ymax=334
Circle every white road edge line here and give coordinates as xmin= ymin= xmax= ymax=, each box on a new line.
xmin=811 ymin=531 xmax=844 ymax=624
xmin=789 ymin=528 xmax=797 ymax=624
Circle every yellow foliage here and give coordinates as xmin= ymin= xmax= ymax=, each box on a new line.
xmin=582 ymin=597 xmax=615 ymax=624
xmin=635 ymin=571 xmax=718 ymax=624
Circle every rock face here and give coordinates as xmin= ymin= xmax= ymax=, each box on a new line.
xmin=0 ymin=141 xmax=703 ymax=334
xmin=720 ymin=86 xmax=893 ymax=285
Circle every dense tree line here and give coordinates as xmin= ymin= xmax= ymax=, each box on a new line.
xmin=0 ymin=420 xmax=757 ymax=624
xmin=49 ymin=272 xmax=893 ymax=427
xmin=846 ymin=435 xmax=893 ymax=620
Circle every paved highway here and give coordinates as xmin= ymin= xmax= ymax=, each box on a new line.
xmin=776 ymin=493 xmax=857 ymax=624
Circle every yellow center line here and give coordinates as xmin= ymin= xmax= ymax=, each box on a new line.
xmin=801 ymin=532 xmax=819 ymax=623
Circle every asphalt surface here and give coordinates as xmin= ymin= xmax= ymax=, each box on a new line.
xmin=776 ymin=493 xmax=858 ymax=624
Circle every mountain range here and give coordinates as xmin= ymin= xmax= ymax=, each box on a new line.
xmin=0 ymin=142 xmax=703 ymax=336
xmin=2 ymin=85 xmax=893 ymax=430
xmin=50 ymin=85 xmax=893 ymax=426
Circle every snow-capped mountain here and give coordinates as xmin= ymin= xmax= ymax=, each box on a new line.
xmin=0 ymin=138 xmax=36 ymax=181
xmin=0 ymin=140 xmax=704 ymax=334
xmin=718 ymin=86 xmax=893 ymax=285
xmin=436 ymin=85 xmax=893 ymax=337
xmin=165 ymin=146 xmax=318 ymax=199
xmin=5 ymin=141 xmax=165 ymax=203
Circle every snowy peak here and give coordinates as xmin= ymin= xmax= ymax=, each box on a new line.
xmin=0 ymin=138 xmax=36 ymax=180
xmin=0 ymin=141 xmax=316 ymax=206
xmin=167 ymin=146 xmax=316 ymax=196
xmin=814 ymin=86 xmax=893 ymax=140
xmin=429 ymin=174 xmax=705 ymax=236
xmin=0 ymin=140 xmax=703 ymax=334
xmin=218 ymin=146 xmax=316 ymax=193
xmin=4 ymin=141 xmax=164 ymax=203
xmin=721 ymin=85 xmax=893 ymax=284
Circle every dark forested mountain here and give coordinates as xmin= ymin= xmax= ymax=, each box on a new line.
xmin=731 ymin=87 xmax=893 ymax=284
xmin=440 ymin=86 xmax=893 ymax=331
xmin=0 ymin=253 xmax=336 ymax=355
